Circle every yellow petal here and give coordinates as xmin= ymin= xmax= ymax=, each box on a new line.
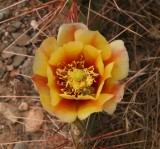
xmin=109 ymin=40 xmax=129 ymax=80
xmin=49 ymin=41 xmax=83 ymax=66
xmin=96 ymin=55 xmax=105 ymax=76
xmin=112 ymin=60 xmax=129 ymax=80
xmin=63 ymin=41 xmax=83 ymax=63
xmin=50 ymin=87 xmax=61 ymax=106
xmin=97 ymin=93 xmax=114 ymax=106
xmin=75 ymin=29 xmax=111 ymax=60
xmin=53 ymin=100 xmax=77 ymax=123
xmin=33 ymin=50 xmax=48 ymax=77
xmin=94 ymin=33 xmax=112 ymax=60
xmin=96 ymin=80 xmax=105 ymax=99
xmin=78 ymin=101 xmax=101 ymax=120
xmin=103 ymin=100 xmax=117 ymax=114
xmin=32 ymin=75 xmax=53 ymax=113
xmin=47 ymin=65 xmax=55 ymax=87
xmin=47 ymin=66 xmax=61 ymax=106
xmin=57 ymin=23 xmax=88 ymax=46
xmin=59 ymin=94 xmax=96 ymax=100
xmin=95 ymin=62 xmax=114 ymax=99
xmin=40 ymin=36 xmax=58 ymax=57
xmin=75 ymin=29 xmax=96 ymax=45
xmin=78 ymin=93 xmax=113 ymax=120
xmin=83 ymin=45 xmax=99 ymax=65
xmin=103 ymin=62 xmax=114 ymax=80
xmin=49 ymin=47 xmax=66 ymax=66
xmin=83 ymin=45 xmax=104 ymax=75
xmin=40 ymin=92 xmax=53 ymax=114
xmin=102 ymin=80 xmax=125 ymax=102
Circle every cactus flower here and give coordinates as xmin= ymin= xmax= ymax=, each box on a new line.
xmin=32 ymin=23 xmax=129 ymax=123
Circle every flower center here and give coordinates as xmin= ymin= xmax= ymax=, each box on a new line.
xmin=67 ymin=68 xmax=95 ymax=93
xmin=56 ymin=59 xmax=99 ymax=97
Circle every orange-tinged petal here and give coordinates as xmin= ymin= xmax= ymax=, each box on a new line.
xmin=102 ymin=80 xmax=125 ymax=102
xmin=96 ymin=93 xmax=114 ymax=106
xmin=95 ymin=62 xmax=114 ymax=99
xmin=109 ymin=40 xmax=129 ymax=80
xmin=83 ymin=45 xmax=104 ymax=75
xmin=32 ymin=75 xmax=53 ymax=113
xmin=49 ymin=41 xmax=83 ymax=66
xmin=83 ymin=45 xmax=99 ymax=65
xmin=103 ymin=100 xmax=117 ymax=114
xmin=40 ymin=36 xmax=58 ymax=58
xmin=114 ymin=84 xmax=124 ymax=102
xmin=49 ymin=47 xmax=66 ymax=66
xmin=78 ymin=101 xmax=101 ymax=120
xmin=78 ymin=93 xmax=113 ymax=120
xmin=59 ymin=94 xmax=96 ymax=100
xmin=53 ymin=100 xmax=77 ymax=122
xmin=33 ymin=50 xmax=48 ymax=77
xmin=75 ymin=29 xmax=111 ymax=60
xmin=32 ymin=74 xmax=48 ymax=92
xmin=109 ymin=83 xmax=124 ymax=102
xmin=102 ymin=79 xmax=116 ymax=91
xmin=63 ymin=41 xmax=83 ymax=62
xmin=102 ymin=80 xmax=123 ymax=114
xmin=57 ymin=23 xmax=88 ymax=46
xmin=47 ymin=66 xmax=61 ymax=106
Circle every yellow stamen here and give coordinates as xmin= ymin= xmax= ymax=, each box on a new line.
xmin=56 ymin=59 xmax=98 ymax=96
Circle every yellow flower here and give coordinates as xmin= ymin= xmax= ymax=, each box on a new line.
xmin=32 ymin=23 xmax=129 ymax=123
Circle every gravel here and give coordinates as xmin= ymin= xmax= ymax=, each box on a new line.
xmin=12 ymin=32 xmax=31 ymax=46
xmin=20 ymin=58 xmax=33 ymax=76
xmin=0 ymin=61 xmax=7 ymax=79
xmin=0 ymin=9 xmax=10 ymax=21
xmin=12 ymin=47 xmax=28 ymax=68
xmin=12 ymin=21 xmax=22 ymax=29
xmin=13 ymin=143 xmax=26 ymax=149
xmin=0 ymin=102 xmax=20 ymax=123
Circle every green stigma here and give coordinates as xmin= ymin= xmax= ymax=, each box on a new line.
xmin=74 ymin=69 xmax=84 ymax=82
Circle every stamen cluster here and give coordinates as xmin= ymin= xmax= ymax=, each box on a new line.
xmin=56 ymin=59 xmax=98 ymax=97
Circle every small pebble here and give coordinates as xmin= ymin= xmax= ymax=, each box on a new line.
xmin=5 ymin=58 xmax=13 ymax=65
xmin=6 ymin=65 xmax=14 ymax=71
xmin=13 ymin=143 xmax=26 ymax=149
xmin=6 ymin=26 xmax=16 ymax=33
xmin=20 ymin=58 xmax=33 ymax=76
xmin=12 ymin=32 xmax=30 ymax=46
xmin=0 ymin=125 xmax=5 ymax=131
xmin=4 ymin=32 xmax=9 ymax=37
xmin=30 ymin=20 xmax=38 ymax=30
xmin=0 ymin=102 xmax=20 ymax=123
xmin=2 ymin=45 xmax=28 ymax=68
xmin=24 ymin=108 xmax=44 ymax=132
xmin=0 ymin=61 xmax=7 ymax=79
xmin=12 ymin=21 xmax=22 ymax=29
xmin=0 ymin=9 xmax=10 ymax=21
xmin=13 ymin=55 xmax=26 ymax=68
xmin=18 ymin=102 xmax=28 ymax=111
